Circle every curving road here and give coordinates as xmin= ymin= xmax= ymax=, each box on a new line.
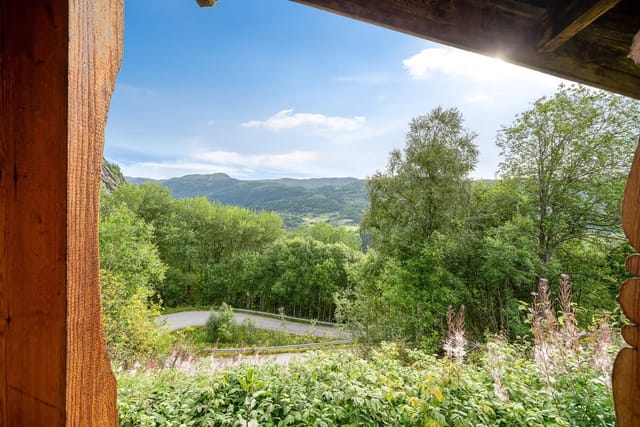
xmin=157 ymin=310 xmax=348 ymax=339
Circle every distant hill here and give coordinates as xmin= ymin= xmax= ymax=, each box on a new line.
xmin=126 ymin=173 xmax=369 ymax=228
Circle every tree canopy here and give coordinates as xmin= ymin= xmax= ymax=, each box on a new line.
xmin=497 ymin=84 xmax=640 ymax=265
xmin=364 ymin=107 xmax=478 ymax=258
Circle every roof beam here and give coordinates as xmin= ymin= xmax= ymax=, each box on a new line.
xmin=537 ymin=0 xmax=621 ymax=52
xmin=196 ymin=0 xmax=217 ymax=7
xmin=292 ymin=0 xmax=640 ymax=99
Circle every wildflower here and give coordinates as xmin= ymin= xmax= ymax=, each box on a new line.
xmin=443 ymin=305 xmax=466 ymax=363
xmin=487 ymin=336 xmax=509 ymax=402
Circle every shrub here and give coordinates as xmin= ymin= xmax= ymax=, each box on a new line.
xmin=205 ymin=303 xmax=235 ymax=343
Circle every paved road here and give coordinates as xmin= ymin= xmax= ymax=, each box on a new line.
xmin=157 ymin=311 xmax=348 ymax=339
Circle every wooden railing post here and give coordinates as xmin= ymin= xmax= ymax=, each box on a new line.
xmin=0 ymin=0 xmax=122 ymax=424
xmin=614 ymin=138 xmax=640 ymax=425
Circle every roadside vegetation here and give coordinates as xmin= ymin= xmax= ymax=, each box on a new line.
xmin=101 ymin=84 xmax=639 ymax=424
xmin=118 ymin=277 xmax=619 ymax=426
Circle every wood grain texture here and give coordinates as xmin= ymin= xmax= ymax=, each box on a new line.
xmin=0 ymin=0 xmax=121 ymax=424
xmin=291 ymin=0 xmax=640 ymax=99
xmin=537 ymin=0 xmax=621 ymax=52
xmin=66 ymin=0 xmax=122 ymax=424
xmin=622 ymin=325 xmax=639 ymax=348
xmin=615 ymin=137 xmax=640 ymax=426
xmin=623 ymin=142 xmax=640 ymax=249
xmin=1 ymin=2 xmax=68 ymax=423
xmin=614 ymin=348 xmax=640 ymax=425
xmin=626 ymin=254 xmax=640 ymax=277
xmin=619 ymin=278 xmax=640 ymax=325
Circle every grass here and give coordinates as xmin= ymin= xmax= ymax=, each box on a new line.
xmin=179 ymin=323 xmax=334 ymax=350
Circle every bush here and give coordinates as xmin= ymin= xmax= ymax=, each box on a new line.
xmin=205 ymin=303 xmax=235 ymax=343
xmin=118 ymin=275 xmax=619 ymax=426
xmin=118 ymin=341 xmax=616 ymax=426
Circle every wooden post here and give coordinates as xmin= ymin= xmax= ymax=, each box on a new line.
xmin=614 ymin=139 xmax=640 ymax=425
xmin=0 ymin=0 xmax=122 ymax=424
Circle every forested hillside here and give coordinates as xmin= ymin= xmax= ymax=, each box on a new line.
xmin=126 ymin=173 xmax=368 ymax=228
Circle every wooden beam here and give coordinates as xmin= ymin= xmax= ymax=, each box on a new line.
xmin=538 ymin=0 xmax=622 ymax=53
xmin=67 ymin=0 xmax=123 ymax=422
xmin=0 ymin=0 xmax=121 ymax=424
xmin=615 ymin=140 xmax=640 ymax=426
xmin=196 ymin=0 xmax=217 ymax=7
xmin=291 ymin=0 xmax=640 ymax=99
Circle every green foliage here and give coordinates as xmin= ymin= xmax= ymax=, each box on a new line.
xmin=349 ymin=89 xmax=636 ymax=345
xmin=213 ymin=236 xmax=362 ymax=321
xmin=130 ymin=173 xmax=368 ymax=229
xmin=364 ymin=106 xmax=478 ymax=258
xmin=101 ymin=271 xmax=169 ymax=366
xmin=118 ymin=340 xmax=615 ymax=426
xmin=102 ymin=182 xmax=173 ymax=225
xmin=100 ymin=204 xmax=166 ymax=293
xmin=106 ymin=183 xmax=285 ymax=307
xmin=99 ymin=204 xmax=169 ymax=365
xmin=293 ymin=222 xmax=362 ymax=251
xmin=205 ymin=303 xmax=236 ymax=343
xmin=103 ymin=85 xmax=636 ymax=361
xmin=497 ymin=84 xmax=640 ymax=265
xmin=182 ymin=323 xmax=332 ymax=349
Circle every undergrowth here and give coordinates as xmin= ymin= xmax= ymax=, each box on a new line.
xmin=118 ymin=275 xmax=620 ymax=426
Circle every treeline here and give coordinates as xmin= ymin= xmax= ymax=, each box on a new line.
xmin=100 ymin=186 xmax=362 ymax=323
xmin=336 ymin=85 xmax=639 ymax=348
xmin=101 ymin=84 xmax=640 ymax=359
xmin=133 ymin=174 xmax=369 ymax=228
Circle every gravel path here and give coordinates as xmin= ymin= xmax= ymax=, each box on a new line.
xmin=157 ymin=310 xmax=349 ymax=339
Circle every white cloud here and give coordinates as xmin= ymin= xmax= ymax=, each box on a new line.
xmin=403 ymin=47 xmax=563 ymax=86
xmin=195 ymin=150 xmax=318 ymax=168
xmin=121 ymin=150 xmax=320 ymax=180
xmin=242 ymin=109 xmax=366 ymax=132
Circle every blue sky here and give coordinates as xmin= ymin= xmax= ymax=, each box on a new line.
xmin=105 ymin=0 xmax=568 ymax=180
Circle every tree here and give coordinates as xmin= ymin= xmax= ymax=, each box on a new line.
xmin=99 ymin=204 xmax=168 ymax=364
xmin=99 ymin=204 xmax=166 ymax=294
xmin=364 ymin=107 xmax=479 ymax=258
xmin=102 ymin=182 xmax=173 ymax=225
xmin=221 ymin=235 xmax=362 ymax=321
xmin=497 ymin=84 xmax=640 ymax=265
xmin=293 ymin=222 xmax=362 ymax=251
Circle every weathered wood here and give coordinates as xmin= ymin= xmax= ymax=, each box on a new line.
xmin=0 ymin=0 xmax=122 ymax=424
xmin=66 ymin=0 xmax=123 ymax=424
xmin=537 ymin=0 xmax=621 ymax=53
xmin=575 ymin=11 xmax=640 ymax=54
xmin=467 ymin=0 xmax=543 ymax=19
xmin=614 ymin=138 xmax=640 ymax=426
xmin=622 ymin=143 xmax=640 ymax=250
xmin=291 ymin=0 xmax=640 ymax=100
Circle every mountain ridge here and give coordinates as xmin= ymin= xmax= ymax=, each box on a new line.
xmin=125 ymin=173 xmax=369 ymax=228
